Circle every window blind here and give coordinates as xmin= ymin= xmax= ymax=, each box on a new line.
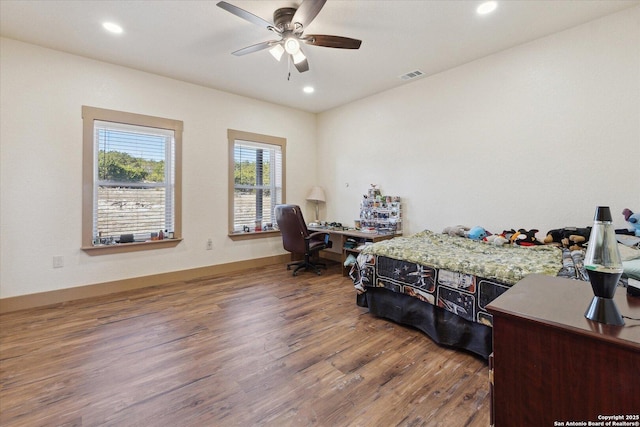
xmin=233 ymin=139 xmax=282 ymax=231
xmin=93 ymin=120 xmax=175 ymax=242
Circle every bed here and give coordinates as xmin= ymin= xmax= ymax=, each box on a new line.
xmin=350 ymin=230 xmax=593 ymax=359
xmin=619 ymin=235 xmax=640 ymax=281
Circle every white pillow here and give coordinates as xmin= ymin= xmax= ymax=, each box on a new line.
xmin=623 ymin=259 xmax=640 ymax=280
xmin=618 ymin=243 xmax=640 ymax=261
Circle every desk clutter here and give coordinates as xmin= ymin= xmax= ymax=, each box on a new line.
xmin=308 ymin=221 xmax=352 ymax=231
xmin=310 ymin=185 xmax=402 ymax=235
xmin=358 ymin=184 xmax=402 ymax=234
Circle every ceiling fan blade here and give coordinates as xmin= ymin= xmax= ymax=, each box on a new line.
xmin=291 ymin=0 xmax=327 ymax=29
xmin=303 ymin=35 xmax=362 ymax=49
xmin=216 ymin=1 xmax=274 ymax=30
xmin=294 ymin=57 xmax=310 ymax=73
xmin=232 ymin=41 xmax=278 ymax=56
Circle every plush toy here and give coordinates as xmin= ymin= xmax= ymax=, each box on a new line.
xmin=466 ymin=226 xmax=491 ymax=240
xmin=512 ymin=229 xmax=544 ymax=246
xmin=484 ymin=232 xmax=509 ymax=246
xmin=623 ymin=208 xmax=640 ymax=237
xmin=544 ymin=227 xmax=591 ymax=250
xmin=500 ymin=229 xmax=518 ymax=244
xmin=543 ymin=229 xmax=565 ymax=246
xmin=568 ymin=227 xmax=591 ymax=249
xmin=443 ymin=225 xmax=470 ymax=237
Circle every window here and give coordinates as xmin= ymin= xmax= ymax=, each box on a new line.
xmin=82 ymin=106 xmax=182 ymax=252
xmin=227 ymin=129 xmax=286 ymax=237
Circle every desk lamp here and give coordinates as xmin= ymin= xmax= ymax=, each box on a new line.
xmin=584 ymin=206 xmax=625 ymax=325
xmin=306 ymin=186 xmax=326 ymax=223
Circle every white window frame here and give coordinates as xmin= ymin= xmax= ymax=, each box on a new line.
xmin=82 ymin=106 xmax=183 ymax=253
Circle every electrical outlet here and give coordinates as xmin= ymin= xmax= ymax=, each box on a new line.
xmin=53 ymin=256 xmax=64 ymax=268
xmin=206 ymin=238 xmax=213 ymax=250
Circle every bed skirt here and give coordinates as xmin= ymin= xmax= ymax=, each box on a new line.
xmin=357 ymin=287 xmax=492 ymax=359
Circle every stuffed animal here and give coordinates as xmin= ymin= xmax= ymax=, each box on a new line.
xmin=543 ymin=227 xmax=591 ymax=250
xmin=466 ymin=226 xmax=491 ymax=240
xmin=485 ymin=232 xmax=509 ymax=245
xmin=623 ymin=208 xmax=640 ymax=236
xmin=501 ymin=229 xmax=521 ymax=245
xmin=443 ymin=225 xmax=469 ymax=237
xmin=512 ymin=229 xmax=544 ymax=246
xmin=544 ymin=229 xmax=565 ymax=246
xmin=567 ymin=227 xmax=591 ymax=249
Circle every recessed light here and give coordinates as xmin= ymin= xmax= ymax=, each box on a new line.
xmin=477 ymin=1 xmax=497 ymax=15
xmin=103 ymin=22 xmax=124 ymax=34
xmin=303 ymin=86 xmax=314 ymax=94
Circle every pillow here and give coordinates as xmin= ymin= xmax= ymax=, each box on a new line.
xmin=623 ymin=258 xmax=640 ymax=280
xmin=618 ymin=243 xmax=640 ymax=261
xmin=617 ymin=234 xmax=640 ymax=247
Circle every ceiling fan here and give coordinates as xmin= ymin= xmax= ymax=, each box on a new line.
xmin=216 ymin=0 xmax=362 ymax=74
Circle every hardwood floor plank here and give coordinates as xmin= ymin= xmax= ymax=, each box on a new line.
xmin=1 ymin=262 xmax=489 ymax=426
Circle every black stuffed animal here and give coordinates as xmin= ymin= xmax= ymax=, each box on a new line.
xmin=513 ymin=229 xmax=544 ymax=246
xmin=544 ymin=227 xmax=591 ymax=250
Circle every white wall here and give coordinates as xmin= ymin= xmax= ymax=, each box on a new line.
xmin=2 ymin=7 xmax=640 ymax=300
xmin=318 ymin=7 xmax=640 ymax=237
xmin=0 ymin=38 xmax=317 ymax=298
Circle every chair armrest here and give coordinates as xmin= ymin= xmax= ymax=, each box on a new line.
xmin=307 ymin=231 xmax=330 ymax=241
xmin=306 ymin=231 xmax=332 ymax=249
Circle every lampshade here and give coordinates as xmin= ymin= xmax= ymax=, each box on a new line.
xmin=284 ymin=37 xmax=300 ymax=55
xmin=306 ymin=186 xmax=326 ymax=203
xmin=291 ymin=49 xmax=306 ymax=65
xmin=280 ymin=37 xmax=306 ymax=64
xmin=269 ymin=44 xmax=285 ymax=61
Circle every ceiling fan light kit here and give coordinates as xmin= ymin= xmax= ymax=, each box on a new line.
xmin=269 ymin=44 xmax=285 ymax=61
xmin=284 ymin=37 xmax=300 ymax=55
xmin=217 ymin=0 xmax=362 ymax=74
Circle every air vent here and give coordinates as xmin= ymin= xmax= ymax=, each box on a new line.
xmin=399 ymin=70 xmax=425 ymax=81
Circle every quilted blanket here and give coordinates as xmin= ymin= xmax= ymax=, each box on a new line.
xmin=357 ymin=230 xmax=563 ymax=287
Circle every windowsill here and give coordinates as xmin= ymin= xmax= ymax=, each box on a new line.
xmin=82 ymin=238 xmax=183 ymax=255
xmin=228 ymin=230 xmax=280 ymax=241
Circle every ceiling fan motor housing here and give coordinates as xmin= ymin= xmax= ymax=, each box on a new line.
xmin=273 ymin=7 xmax=298 ymax=32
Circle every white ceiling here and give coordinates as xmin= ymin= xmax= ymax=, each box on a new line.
xmin=1 ymin=0 xmax=638 ymax=113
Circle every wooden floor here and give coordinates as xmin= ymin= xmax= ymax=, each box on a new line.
xmin=0 ymin=262 xmax=490 ymax=427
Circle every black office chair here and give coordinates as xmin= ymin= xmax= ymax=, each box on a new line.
xmin=274 ymin=204 xmax=333 ymax=276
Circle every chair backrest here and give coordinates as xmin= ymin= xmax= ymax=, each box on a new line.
xmin=275 ymin=204 xmax=309 ymax=254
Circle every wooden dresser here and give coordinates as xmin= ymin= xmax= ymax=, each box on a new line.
xmin=487 ymin=274 xmax=640 ymax=426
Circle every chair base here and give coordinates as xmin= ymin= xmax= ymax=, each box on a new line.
xmin=286 ymin=256 xmax=327 ymax=276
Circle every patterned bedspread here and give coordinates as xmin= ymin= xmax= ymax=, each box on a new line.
xmin=351 ymin=230 xmax=588 ymax=328
xmin=357 ymin=230 xmax=563 ymax=286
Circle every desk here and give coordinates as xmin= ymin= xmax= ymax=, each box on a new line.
xmin=486 ymin=274 xmax=640 ymax=426
xmin=310 ymin=227 xmax=398 ymax=276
